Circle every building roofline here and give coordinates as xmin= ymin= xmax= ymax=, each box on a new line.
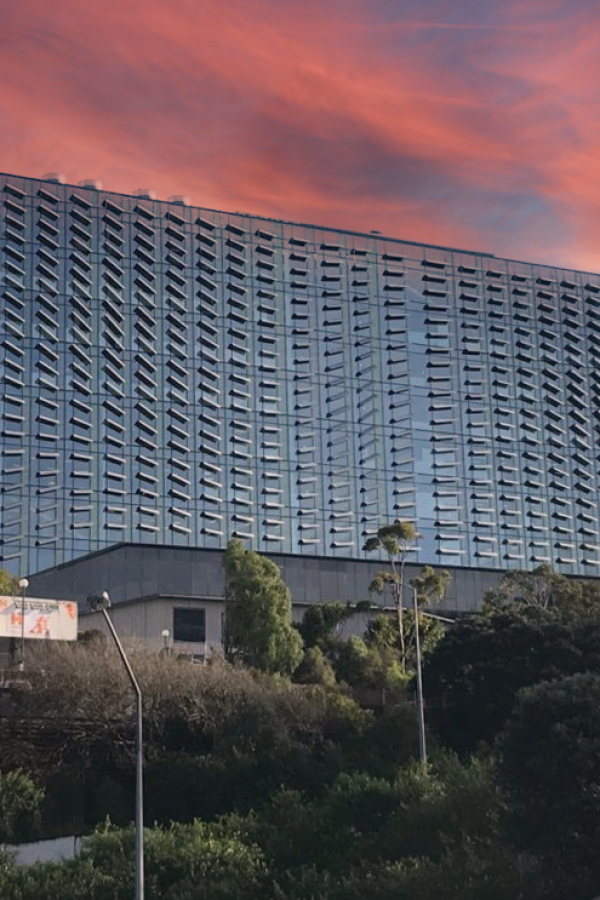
xmin=3 ymin=170 xmax=599 ymax=278
xmin=0 ymin=170 xmax=487 ymax=256
xmin=80 ymin=591 xmax=225 ymax=611
xmin=27 ymin=540 xmax=510 ymax=581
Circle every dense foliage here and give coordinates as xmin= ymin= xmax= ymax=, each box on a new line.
xmin=3 ymin=562 xmax=600 ymax=899
xmin=0 ymin=771 xmax=44 ymax=843
xmin=0 ymin=821 xmax=266 ymax=900
xmin=0 ymin=758 xmax=524 ymax=900
xmin=0 ymin=567 xmax=20 ymax=596
xmin=483 ymin=562 xmax=600 ymax=616
xmin=223 ymin=539 xmax=303 ymax=675
xmin=0 ymin=639 xmax=420 ymax=834
xmin=425 ymin=607 xmax=600 ymax=751
xmin=498 ymin=672 xmax=600 ymax=898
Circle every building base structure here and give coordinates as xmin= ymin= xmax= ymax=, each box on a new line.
xmin=25 ymin=543 xmax=504 ymax=653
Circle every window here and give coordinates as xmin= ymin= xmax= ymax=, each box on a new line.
xmin=173 ymin=607 xmax=206 ymax=643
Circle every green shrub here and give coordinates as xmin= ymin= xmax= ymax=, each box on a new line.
xmin=293 ymin=647 xmax=337 ymax=687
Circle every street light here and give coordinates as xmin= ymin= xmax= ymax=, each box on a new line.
xmin=87 ymin=591 xmax=144 ymax=900
xmin=18 ymin=578 xmax=29 ymax=672
xmin=400 ymin=582 xmax=427 ymax=765
xmin=161 ymin=629 xmax=170 ymax=651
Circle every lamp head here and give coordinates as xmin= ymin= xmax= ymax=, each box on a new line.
xmin=87 ymin=591 xmax=111 ymax=612
xmin=161 ymin=629 xmax=170 ymax=639
xmin=18 ymin=578 xmax=29 ymax=590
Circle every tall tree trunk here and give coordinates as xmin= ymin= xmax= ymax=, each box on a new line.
xmin=390 ymin=557 xmax=406 ymax=672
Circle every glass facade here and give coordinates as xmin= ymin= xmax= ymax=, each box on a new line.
xmin=2 ymin=171 xmax=600 ymax=577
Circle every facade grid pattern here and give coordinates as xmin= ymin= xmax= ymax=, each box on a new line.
xmin=2 ymin=172 xmax=600 ymax=577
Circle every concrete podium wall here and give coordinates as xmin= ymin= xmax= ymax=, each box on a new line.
xmin=28 ymin=543 xmax=503 ymax=614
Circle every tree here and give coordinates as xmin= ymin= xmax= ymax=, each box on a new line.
xmin=410 ymin=566 xmax=452 ymax=610
xmin=364 ymin=521 xmax=417 ymax=672
xmin=0 ymin=568 xmax=20 ymax=596
xmin=325 ymin=635 xmax=406 ymax=690
xmin=498 ymin=672 xmax=600 ymax=898
xmin=0 ymin=639 xmax=377 ymax=835
xmin=298 ymin=603 xmax=352 ymax=649
xmin=424 ymin=608 xmax=600 ymax=752
xmin=365 ymin=563 xmax=450 ymax=675
xmin=406 ymin=565 xmax=451 ymax=666
xmin=223 ymin=539 xmax=303 ymax=675
xmin=483 ymin=563 xmax=600 ymax=618
xmin=0 ymin=770 xmax=44 ymax=842
xmin=241 ymin=753 xmax=520 ymax=900
xmin=0 ymin=820 xmax=267 ymax=900
xmin=366 ymin=611 xmax=443 ymax=673
xmin=293 ymin=647 xmax=337 ymax=687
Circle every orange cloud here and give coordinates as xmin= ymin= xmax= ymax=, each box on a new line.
xmin=1 ymin=0 xmax=599 ymax=271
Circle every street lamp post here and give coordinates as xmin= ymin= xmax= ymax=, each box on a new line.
xmin=18 ymin=578 xmax=29 ymax=672
xmin=400 ymin=582 xmax=427 ymax=765
xmin=87 ymin=591 xmax=144 ymax=900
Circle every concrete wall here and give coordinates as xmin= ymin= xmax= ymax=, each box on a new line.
xmin=81 ymin=597 xmax=375 ymax=654
xmin=5 ymin=835 xmax=83 ymax=865
xmin=83 ymin=596 xmax=223 ymax=656
xmin=28 ymin=543 xmax=504 ymax=614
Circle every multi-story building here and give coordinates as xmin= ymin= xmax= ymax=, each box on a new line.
xmin=2 ymin=171 xmax=600 ymax=639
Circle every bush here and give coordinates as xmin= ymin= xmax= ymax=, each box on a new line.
xmin=0 ymin=770 xmax=44 ymax=842
xmin=0 ymin=646 xmax=368 ymax=771
xmin=498 ymin=672 xmax=600 ymax=898
xmin=423 ymin=608 xmax=600 ymax=752
xmin=238 ymin=751 xmax=519 ymax=898
xmin=0 ymin=820 xmax=267 ymax=900
xmin=326 ymin=636 xmax=408 ymax=690
xmin=298 ymin=604 xmax=352 ymax=648
xmin=293 ymin=647 xmax=337 ymax=687
xmin=0 ymin=642 xmax=375 ymax=832
xmin=145 ymin=743 xmax=344 ymax=823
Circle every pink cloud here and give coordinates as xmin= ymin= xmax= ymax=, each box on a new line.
xmin=1 ymin=0 xmax=599 ymax=270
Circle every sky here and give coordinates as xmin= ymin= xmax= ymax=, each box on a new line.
xmin=0 ymin=0 xmax=599 ymax=272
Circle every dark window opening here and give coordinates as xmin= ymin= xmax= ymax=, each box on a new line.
xmin=173 ymin=607 xmax=206 ymax=643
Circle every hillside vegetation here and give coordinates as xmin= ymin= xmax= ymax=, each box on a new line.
xmin=2 ymin=555 xmax=600 ymax=899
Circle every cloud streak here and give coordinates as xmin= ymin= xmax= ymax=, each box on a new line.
xmin=0 ymin=0 xmax=598 ymax=270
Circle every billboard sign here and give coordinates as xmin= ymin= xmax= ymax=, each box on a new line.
xmin=0 ymin=597 xmax=78 ymax=642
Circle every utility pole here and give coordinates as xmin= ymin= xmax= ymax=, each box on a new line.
xmin=401 ymin=582 xmax=427 ymax=764
xmin=18 ymin=578 xmax=29 ymax=671
xmin=87 ymin=591 xmax=144 ymax=900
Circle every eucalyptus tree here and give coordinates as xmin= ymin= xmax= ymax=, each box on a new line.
xmin=364 ymin=521 xmax=417 ymax=671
